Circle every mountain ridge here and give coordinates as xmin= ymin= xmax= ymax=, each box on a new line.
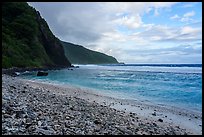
xmin=61 ymin=41 xmax=119 ymax=64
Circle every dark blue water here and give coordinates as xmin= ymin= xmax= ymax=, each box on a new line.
xmin=103 ymin=64 xmax=202 ymax=67
xmin=20 ymin=64 xmax=202 ymax=112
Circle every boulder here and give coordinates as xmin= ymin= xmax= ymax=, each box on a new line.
xmin=37 ymin=71 xmax=48 ymax=76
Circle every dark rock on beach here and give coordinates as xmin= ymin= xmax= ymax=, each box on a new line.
xmin=158 ymin=119 xmax=163 ymax=122
xmin=37 ymin=71 xmax=48 ymax=76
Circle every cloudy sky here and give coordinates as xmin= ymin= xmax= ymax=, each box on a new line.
xmin=28 ymin=2 xmax=202 ymax=64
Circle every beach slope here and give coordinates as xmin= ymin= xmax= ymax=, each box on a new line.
xmin=2 ymin=74 xmax=201 ymax=135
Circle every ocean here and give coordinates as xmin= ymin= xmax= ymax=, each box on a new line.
xmin=20 ymin=64 xmax=202 ymax=112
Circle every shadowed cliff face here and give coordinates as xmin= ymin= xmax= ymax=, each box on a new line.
xmin=36 ymin=11 xmax=71 ymax=67
xmin=2 ymin=2 xmax=71 ymax=68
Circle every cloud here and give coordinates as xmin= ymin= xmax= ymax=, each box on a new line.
xmin=180 ymin=26 xmax=199 ymax=35
xmin=170 ymin=11 xmax=196 ymax=23
xmin=154 ymin=9 xmax=159 ymax=16
xmin=180 ymin=11 xmax=195 ymax=22
xmin=91 ymin=24 xmax=201 ymax=63
xmin=28 ymin=2 xmax=201 ymax=64
xmin=170 ymin=14 xmax=180 ymax=20
xmin=113 ymin=14 xmax=143 ymax=29
xmin=184 ymin=11 xmax=195 ymax=17
xmin=29 ymin=2 xmax=114 ymax=45
xmin=28 ymin=2 xmax=178 ymax=44
xmin=182 ymin=3 xmax=197 ymax=8
xmin=133 ymin=23 xmax=202 ymax=43
xmin=121 ymin=44 xmax=202 ymax=63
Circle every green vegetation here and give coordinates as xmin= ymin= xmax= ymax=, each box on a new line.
xmin=61 ymin=41 xmax=118 ymax=64
xmin=2 ymin=2 xmax=71 ymax=68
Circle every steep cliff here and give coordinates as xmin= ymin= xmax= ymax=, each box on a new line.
xmin=2 ymin=2 xmax=71 ymax=68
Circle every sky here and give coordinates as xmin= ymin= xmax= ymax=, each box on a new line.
xmin=28 ymin=2 xmax=202 ymax=64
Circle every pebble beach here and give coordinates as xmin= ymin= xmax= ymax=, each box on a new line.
xmin=2 ymin=74 xmax=202 ymax=135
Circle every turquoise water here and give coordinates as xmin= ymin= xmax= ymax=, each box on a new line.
xmin=20 ymin=64 xmax=202 ymax=112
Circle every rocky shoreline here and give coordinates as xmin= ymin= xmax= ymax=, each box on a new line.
xmin=2 ymin=66 xmax=75 ymax=77
xmin=2 ymin=74 xmax=201 ymax=135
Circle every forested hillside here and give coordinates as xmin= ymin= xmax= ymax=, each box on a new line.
xmin=61 ymin=41 xmax=118 ymax=64
xmin=2 ymin=2 xmax=71 ymax=68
